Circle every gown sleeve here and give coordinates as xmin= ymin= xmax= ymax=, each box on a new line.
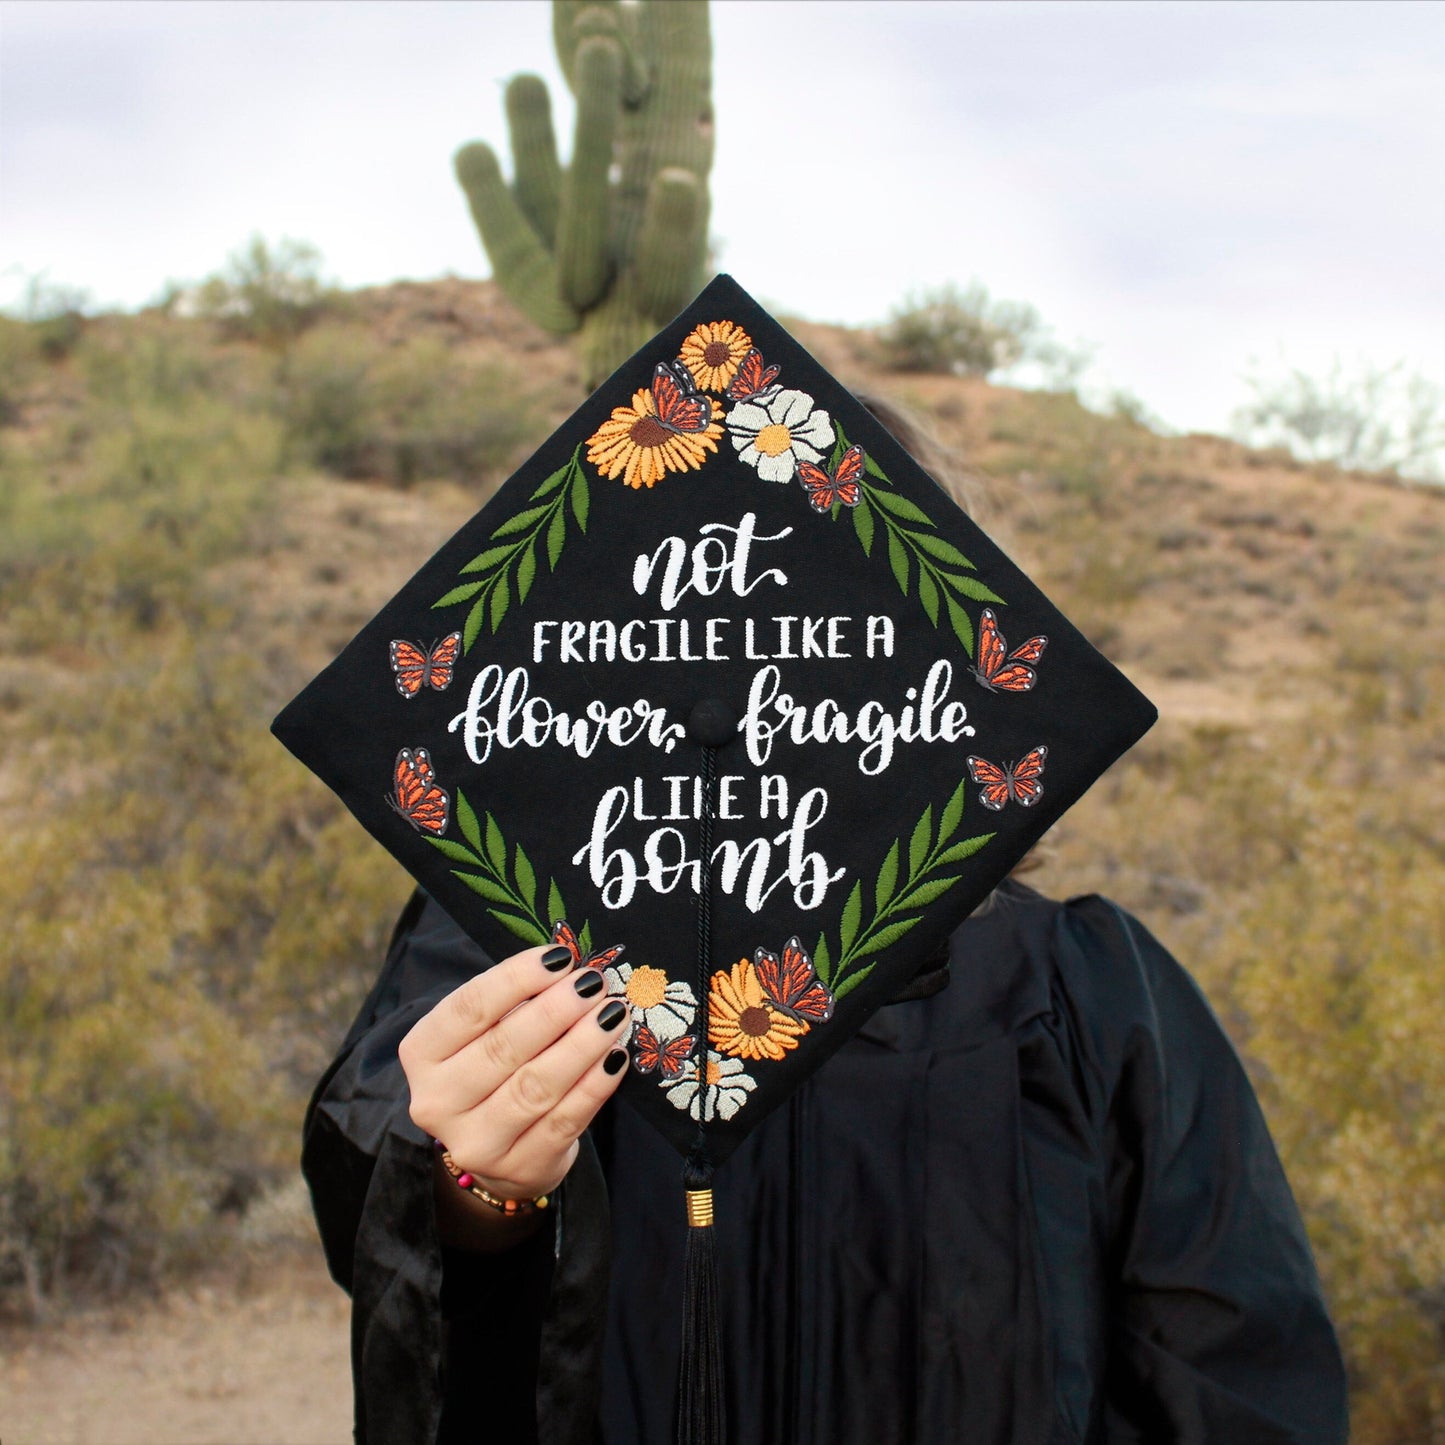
xmin=300 ymin=892 xmax=610 ymax=1445
xmin=1058 ymin=897 xmax=1349 ymax=1444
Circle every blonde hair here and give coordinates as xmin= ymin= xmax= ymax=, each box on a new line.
xmin=855 ymin=390 xmax=1046 ymax=885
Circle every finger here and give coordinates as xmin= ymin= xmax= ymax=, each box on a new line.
xmin=425 ymin=966 xmax=614 ymax=1116
xmin=400 ymin=941 xmax=577 ymax=1065
xmin=460 ymin=996 xmax=632 ymax=1160
xmin=493 ymin=1040 xmax=631 ymax=1188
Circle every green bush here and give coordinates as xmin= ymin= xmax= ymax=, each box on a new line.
xmin=189 ymin=236 xmax=336 ymax=348
xmin=279 ymin=324 xmax=541 ymax=488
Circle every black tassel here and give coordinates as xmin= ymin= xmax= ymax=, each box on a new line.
xmin=676 ymin=737 xmax=725 ymax=1445
xmin=676 ymin=1148 xmax=724 ymax=1445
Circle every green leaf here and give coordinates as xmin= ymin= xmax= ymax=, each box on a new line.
xmin=484 ymin=811 xmax=506 ymax=871
xmin=874 ymin=839 xmax=900 ymax=912
xmin=870 ymin=489 xmax=933 ymax=525
xmin=488 ymin=908 xmax=549 ymax=945
xmin=578 ymin=920 xmax=593 ymax=955
xmin=530 ymin=461 xmax=571 ymax=499
xmin=463 ymin=594 xmax=486 ymax=652
xmin=813 ymin=932 xmax=833 ymax=985
xmin=427 ymin=837 xmax=482 ymax=865
xmin=432 ymin=581 xmax=484 ymax=608
xmin=887 ymin=529 xmax=910 ymax=596
xmin=453 ymin=871 xmax=517 ymax=906
xmin=895 ymin=875 xmax=962 ymax=909
xmin=491 ymin=504 xmax=551 ymax=539
xmin=945 ymin=594 xmax=975 ymax=656
xmin=863 ymin=451 xmax=888 ymax=482
xmin=937 ymin=832 xmax=995 ymax=866
xmin=459 ymin=543 xmax=517 ymax=576
xmin=910 ymin=533 xmax=974 ymax=568
xmin=547 ymin=879 xmax=565 ymax=928
xmin=828 ymin=433 xmax=845 ymax=471
xmin=918 ymin=568 xmax=940 ymax=625
xmin=546 ymin=505 xmax=567 ymax=570
xmin=840 ymin=879 xmax=863 ymax=955
xmin=488 ymin=571 xmax=510 ymax=632
xmin=513 ymin=844 xmax=538 ymax=911
xmin=456 ymin=792 xmax=484 ymax=855
xmin=833 ymin=961 xmax=875 ymax=1000
xmin=852 ymin=496 xmax=875 ymax=556
xmin=908 ymin=805 xmax=933 ymax=877
xmin=858 ymin=917 xmax=921 ymax=955
xmin=571 ymin=471 xmax=590 ymax=532
xmin=939 ymin=779 xmax=967 ymax=842
xmin=517 ymin=540 xmax=537 ymax=603
xmin=950 ymin=575 xmax=1006 ymax=604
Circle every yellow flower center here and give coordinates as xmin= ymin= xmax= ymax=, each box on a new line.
xmin=754 ymin=423 xmax=793 ymax=457
xmin=625 ymin=965 xmax=669 ymax=1010
xmin=705 ymin=1059 xmax=724 ymax=1086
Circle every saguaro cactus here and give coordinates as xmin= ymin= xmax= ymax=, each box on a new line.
xmin=455 ymin=0 xmax=714 ymax=389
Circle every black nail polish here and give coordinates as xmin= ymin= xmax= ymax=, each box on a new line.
xmin=598 ymin=1000 xmax=627 ymax=1031
xmin=603 ymin=1048 xmax=628 ymax=1075
xmin=541 ymin=945 xmax=573 ymax=971
xmin=574 ymin=969 xmax=604 ymax=999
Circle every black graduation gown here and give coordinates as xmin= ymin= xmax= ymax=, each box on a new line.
xmin=301 ymin=882 xmax=1349 ymax=1445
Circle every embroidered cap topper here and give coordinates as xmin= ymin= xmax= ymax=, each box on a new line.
xmin=273 ymin=275 xmax=1155 ymax=1164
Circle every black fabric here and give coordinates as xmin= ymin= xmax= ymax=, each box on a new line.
xmin=302 ymin=884 xmax=1348 ymax=1445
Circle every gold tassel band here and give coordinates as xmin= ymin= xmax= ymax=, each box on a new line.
xmin=685 ymin=1187 xmax=715 ymax=1228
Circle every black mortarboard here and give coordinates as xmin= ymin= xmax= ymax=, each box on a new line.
xmin=273 ymin=275 xmax=1155 ymax=1441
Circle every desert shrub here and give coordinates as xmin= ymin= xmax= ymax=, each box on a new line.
xmin=879 ymin=282 xmax=1090 ymax=390
xmin=881 ymin=282 xmax=1041 ymax=377
xmin=0 ymin=641 xmax=402 ymax=1313
xmin=1232 ymin=358 xmax=1445 ymax=482
xmin=279 ymin=324 xmax=540 ymax=488
xmin=189 ymin=236 xmax=336 ymax=348
xmin=0 ymin=316 xmax=38 ymax=425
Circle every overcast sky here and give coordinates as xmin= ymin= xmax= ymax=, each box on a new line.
xmin=3 ymin=0 xmax=1443 ymax=441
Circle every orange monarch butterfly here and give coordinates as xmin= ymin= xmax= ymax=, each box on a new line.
xmin=796 ymin=444 xmax=865 ymax=512
xmin=633 ymin=1024 xmax=696 ymax=1079
xmin=550 ymin=919 xmax=625 ymax=974
xmin=726 ymin=348 xmax=781 ymax=402
xmin=390 ymin=632 xmax=463 ymax=699
xmin=971 ymin=609 xmax=1047 ymax=693
xmin=651 ymin=361 xmax=713 ymax=435
xmin=387 ymin=747 xmax=450 ymax=835
xmin=966 ymin=746 xmax=1048 ymax=811
xmin=755 ymin=937 xmax=835 ymax=1025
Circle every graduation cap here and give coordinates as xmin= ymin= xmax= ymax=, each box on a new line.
xmin=273 ymin=275 xmax=1155 ymax=1443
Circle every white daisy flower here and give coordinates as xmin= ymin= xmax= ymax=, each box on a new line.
xmin=602 ymin=960 xmax=697 ymax=1042
xmin=725 ymin=388 xmax=835 ymax=484
xmin=665 ymin=1051 xmax=756 ymax=1122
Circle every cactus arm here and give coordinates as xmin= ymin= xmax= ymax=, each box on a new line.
xmin=634 ymin=167 xmax=705 ymax=324
xmin=505 ymin=75 xmax=562 ymax=247
xmin=611 ymin=0 xmax=712 ymax=277
xmin=453 ymin=143 xmax=580 ymax=334
xmin=553 ymin=1 xmax=618 ymax=90
xmin=556 ymin=36 xmax=621 ymax=311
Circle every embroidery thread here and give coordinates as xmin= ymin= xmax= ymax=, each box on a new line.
xmin=386 ymin=748 xmax=450 ymax=836
xmin=389 ymin=633 xmax=462 ymax=699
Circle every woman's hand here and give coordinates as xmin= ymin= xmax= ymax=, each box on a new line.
xmin=399 ymin=942 xmax=631 ymax=1247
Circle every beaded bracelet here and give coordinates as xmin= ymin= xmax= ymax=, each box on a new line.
xmin=434 ymin=1140 xmax=551 ymax=1217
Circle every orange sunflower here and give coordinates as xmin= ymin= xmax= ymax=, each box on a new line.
xmin=586 ymin=387 xmax=724 ymax=489
xmin=708 ymin=958 xmax=809 ymax=1062
xmin=678 ymin=320 xmax=753 ymax=393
